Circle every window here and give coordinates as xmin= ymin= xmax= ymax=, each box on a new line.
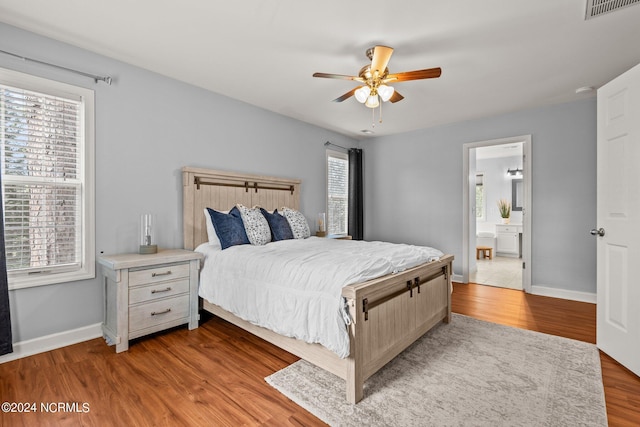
xmin=1 ymin=68 xmax=95 ymax=289
xmin=326 ymin=150 xmax=348 ymax=235
xmin=475 ymin=173 xmax=485 ymax=221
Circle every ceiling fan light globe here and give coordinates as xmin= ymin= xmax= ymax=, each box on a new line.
xmin=354 ymin=86 xmax=370 ymax=103
xmin=378 ymin=85 xmax=395 ymax=102
xmin=365 ymin=95 xmax=380 ymax=108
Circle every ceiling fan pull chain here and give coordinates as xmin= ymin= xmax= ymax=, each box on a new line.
xmin=379 ymin=102 xmax=383 ymax=124
xmin=372 ymin=107 xmax=375 ymax=128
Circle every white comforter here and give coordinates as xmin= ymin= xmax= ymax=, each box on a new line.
xmin=196 ymin=237 xmax=443 ymax=358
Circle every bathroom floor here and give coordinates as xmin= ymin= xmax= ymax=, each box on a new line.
xmin=471 ymin=255 xmax=522 ymax=290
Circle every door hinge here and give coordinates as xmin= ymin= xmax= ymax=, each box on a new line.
xmin=522 ymin=262 xmax=526 ymax=269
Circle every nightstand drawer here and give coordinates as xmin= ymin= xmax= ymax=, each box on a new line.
xmin=129 ymin=278 xmax=190 ymax=305
xmin=129 ymin=262 xmax=190 ymax=287
xmin=129 ymin=294 xmax=190 ymax=332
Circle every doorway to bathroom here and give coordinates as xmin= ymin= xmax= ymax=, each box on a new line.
xmin=462 ymin=135 xmax=532 ymax=292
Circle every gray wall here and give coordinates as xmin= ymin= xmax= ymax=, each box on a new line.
xmin=363 ymin=98 xmax=597 ymax=294
xmin=1 ymin=23 xmax=357 ymax=343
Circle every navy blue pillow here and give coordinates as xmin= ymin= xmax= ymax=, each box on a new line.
xmin=206 ymin=207 xmax=250 ymax=250
xmin=260 ymin=208 xmax=294 ymax=241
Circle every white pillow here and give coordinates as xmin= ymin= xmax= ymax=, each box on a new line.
xmin=236 ymin=204 xmax=271 ymax=246
xmin=280 ymin=207 xmax=310 ymax=239
xmin=203 ymin=208 xmax=227 ymax=249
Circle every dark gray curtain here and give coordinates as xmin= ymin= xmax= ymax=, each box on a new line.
xmin=348 ymin=148 xmax=364 ymax=240
xmin=0 ymin=171 xmax=13 ymax=356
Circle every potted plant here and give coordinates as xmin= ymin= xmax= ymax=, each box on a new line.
xmin=497 ymin=199 xmax=511 ymax=224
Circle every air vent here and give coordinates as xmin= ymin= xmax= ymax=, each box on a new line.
xmin=585 ymin=0 xmax=640 ymax=19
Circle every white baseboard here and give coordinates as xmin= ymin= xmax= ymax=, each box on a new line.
xmin=530 ymin=285 xmax=597 ymax=304
xmin=0 ymin=323 xmax=103 ymax=364
xmin=452 ymin=278 xmax=596 ymax=304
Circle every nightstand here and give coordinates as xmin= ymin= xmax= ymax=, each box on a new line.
xmin=99 ymin=249 xmax=203 ymax=353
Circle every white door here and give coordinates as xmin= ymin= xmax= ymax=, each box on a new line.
xmin=596 ymin=63 xmax=640 ymax=377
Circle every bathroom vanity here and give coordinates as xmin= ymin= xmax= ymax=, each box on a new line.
xmin=495 ymin=224 xmax=522 ymax=257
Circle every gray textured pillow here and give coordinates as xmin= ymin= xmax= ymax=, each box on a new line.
xmin=281 ymin=207 xmax=310 ymax=239
xmin=236 ymin=204 xmax=271 ymax=246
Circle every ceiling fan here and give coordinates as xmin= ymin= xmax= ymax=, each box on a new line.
xmin=313 ymin=45 xmax=442 ymax=109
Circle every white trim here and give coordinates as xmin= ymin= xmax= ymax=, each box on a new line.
xmin=453 ymin=279 xmax=596 ymax=303
xmin=462 ymin=135 xmax=532 ymax=292
xmin=0 ymin=323 xmax=102 ymax=364
xmin=530 ymin=285 xmax=597 ymax=304
xmin=326 ymin=149 xmax=349 ymax=236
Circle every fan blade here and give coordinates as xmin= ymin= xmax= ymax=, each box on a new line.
xmin=370 ymin=46 xmax=394 ymax=76
xmin=385 ymin=67 xmax=442 ymax=83
xmin=313 ymin=72 xmax=361 ymax=81
xmin=389 ymin=91 xmax=404 ymax=103
xmin=332 ymin=87 xmax=358 ymax=102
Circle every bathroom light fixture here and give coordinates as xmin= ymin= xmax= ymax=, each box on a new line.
xmin=506 ymin=168 xmax=523 ymax=178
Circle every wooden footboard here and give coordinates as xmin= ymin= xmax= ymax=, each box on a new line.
xmin=201 ymin=254 xmax=453 ymax=404
xmin=341 ymin=254 xmax=453 ymax=403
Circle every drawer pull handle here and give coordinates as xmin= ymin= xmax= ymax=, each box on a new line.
xmin=151 ymin=270 xmax=172 ymax=277
xmin=151 ymin=308 xmax=171 ymax=316
xmin=151 ymin=287 xmax=172 ymax=294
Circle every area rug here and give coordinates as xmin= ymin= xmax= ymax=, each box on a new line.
xmin=265 ymin=314 xmax=607 ymax=426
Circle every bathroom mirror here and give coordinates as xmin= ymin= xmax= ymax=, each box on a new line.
xmin=512 ymin=179 xmax=523 ymax=211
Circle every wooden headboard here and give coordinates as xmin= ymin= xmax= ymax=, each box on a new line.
xmin=182 ymin=167 xmax=301 ymax=250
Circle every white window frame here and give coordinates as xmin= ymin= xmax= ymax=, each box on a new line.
xmin=0 ymin=67 xmax=95 ymax=290
xmin=326 ymin=149 xmax=349 ymax=236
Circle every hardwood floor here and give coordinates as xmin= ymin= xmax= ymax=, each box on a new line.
xmin=1 ymin=283 xmax=638 ymax=426
xmin=0 ymin=313 xmax=320 ymax=427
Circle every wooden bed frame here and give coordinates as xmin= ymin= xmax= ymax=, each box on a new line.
xmin=182 ymin=166 xmax=454 ymax=403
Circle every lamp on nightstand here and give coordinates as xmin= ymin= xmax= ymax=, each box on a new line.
xmin=139 ymin=213 xmax=157 ymax=254
xmin=316 ymin=212 xmax=327 ymax=237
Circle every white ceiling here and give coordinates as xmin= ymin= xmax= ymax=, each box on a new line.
xmin=1 ymin=1 xmax=640 ymax=139
xmin=476 ymin=143 xmax=523 ymax=160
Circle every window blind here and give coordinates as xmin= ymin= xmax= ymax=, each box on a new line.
xmin=327 ymin=153 xmax=348 ymax=235
xmin=1 ymin=85 xmax=82 ymax=274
